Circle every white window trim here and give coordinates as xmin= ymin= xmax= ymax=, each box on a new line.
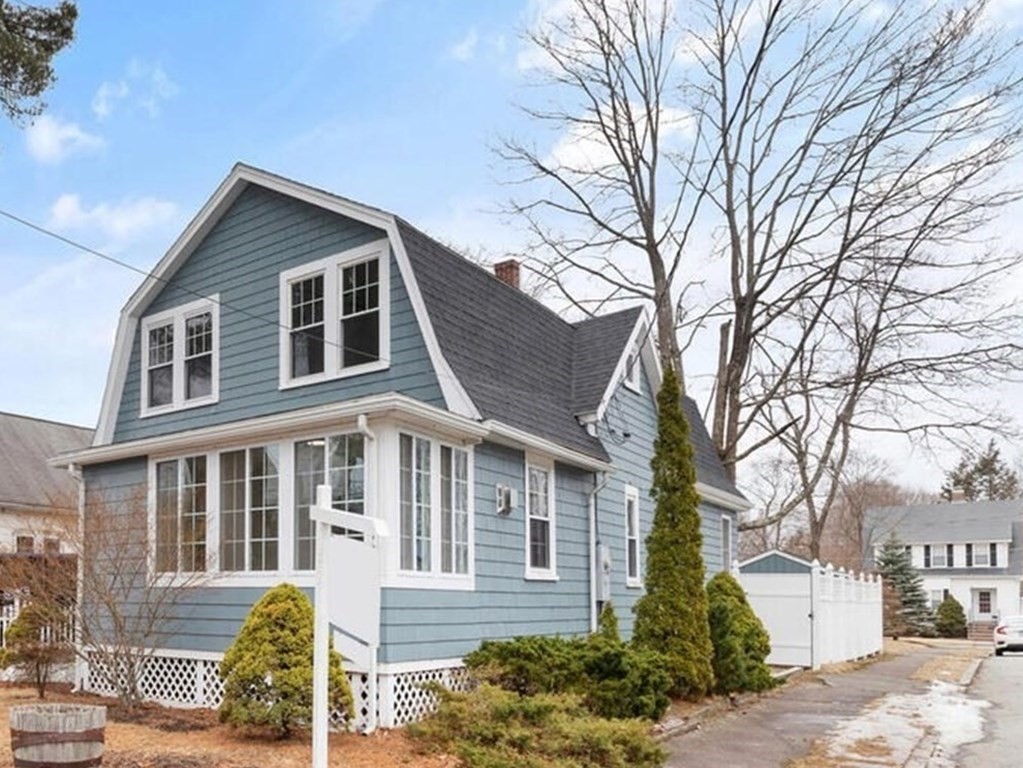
xmin=140 ymin=295 xmax=220 ymax=418
xmin=623 ymin=347 xmax=641 ymax=393
xmin=278 ymin=239 xmax=391 ymax=390
xmin=624 ymin=484 xmax=641 ymax=588
xmin=386 ymin=428 xmax=476 ymax=590
xmin=721 ymin=514 xmax=733 ymax=574
xmin=524 ymin=455 xmax=558 ymax=581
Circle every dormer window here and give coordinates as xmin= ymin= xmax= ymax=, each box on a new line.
xmin=279 ymin=240 xmax=390 ymax=389
xmin=624 ymin=346 xmax=641 ymax=392
xmin=141 ymin=296 xmax=219 ymax=416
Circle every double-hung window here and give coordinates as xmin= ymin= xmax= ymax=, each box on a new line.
xmin=155 ymin=455 xmax=208 ymax=573
xmin=972 ymin=543 xmax=988 ymax=566
xmin=294 ymin=433 xmax=365 ymax=571
xmin=141 ymin=296 xmax=219 ymax=415
xmin=398 ymin=433 xmax=471 ymax=579
xmin=625 ymin=485 xmax=640 ymax=586
xmin=525 ymin=459 xmax=556 ymax=580
xmin=279 ymin=240 xmax=389 ymax=388
xmin=219 ymin=446 xmax=280 ymax=572
xmin=930 ymin=544 xmax=947 ymax=568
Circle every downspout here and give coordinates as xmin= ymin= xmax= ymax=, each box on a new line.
xmin=67 ymin=463 xmax=86 ymax=692
xmin=589 ymin=471 xmax=609 ymax=632
xmin=355 ymin=414 xmax=379 ymax=732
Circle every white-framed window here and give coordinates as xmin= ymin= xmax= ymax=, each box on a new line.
xmin=929 ymin=544 xmax=947 ymax=568
xmin=398 ymin=432 xmax=471 ymax=577
xmin=43 ymin=538 xmax=60 ymax=555
xmin=525 ymin=458 xmax=557 ymax=580
xmin=154 ymin=455 xmax=208 ymax=573
xmin=15 ymin=535 xmax=33 ymax=554
xmin=294 ymin=433 xmax=366 ymax=570
xmin=278 ymin=240 xmax=390 ymax=388
xmin=218 ymin=446 xmax=281 ymax=572
xmin=624 ymin=484 xmax=640 ymax=587
xmin=624 ymin=346 xmax=641 ymax=392
xmin=721 ymin=515 xmax=733 ymax=572
xmin=141 ymin=296 xmax=220 ymax=416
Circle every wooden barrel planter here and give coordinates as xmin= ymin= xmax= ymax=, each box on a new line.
xmin=10 ymin=704 xmax=106 ymax=768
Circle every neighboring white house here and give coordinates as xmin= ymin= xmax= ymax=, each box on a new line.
xmin=0 ymin=411 xmax=92 ymax=555
xmin=865 ymin=499 xmax=1023 ymax=628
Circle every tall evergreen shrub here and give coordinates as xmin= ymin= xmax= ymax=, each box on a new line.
xmin=875 ymin=537 xmax=933 ymax=636
xmin=632 ymin=365 xmax=715 ymax=698
xmin=706 ymin=572 xmax=773 ymax=693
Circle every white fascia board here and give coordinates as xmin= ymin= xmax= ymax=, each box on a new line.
xmin=55 ymin=394 xmax=488 ymax=468
xmin=93 ymin=163 xmax=480 ymax=446
xmin=696 ymin=482 xmax=752 ymax=512
xmin=482 ymin=420 xmax=612 ymax=473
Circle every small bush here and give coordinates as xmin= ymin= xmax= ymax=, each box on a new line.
xmin=465 ymin=628 xmax=672 ymax=722
xmin=706 ymin=572 xmax=774 ymax=694
xmin=409 ymin=683 xmax=665 ymax=768
xmin=218 ymin=583 xmax=353 ymax=738
xmin=934 ymin=595 xmax=967 ymax=638
xmin=0 ymin=601 xmax=73 ymax=699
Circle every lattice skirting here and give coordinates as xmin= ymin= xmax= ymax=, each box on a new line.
xmin=80 ymin=650 xmax=466 ymax=731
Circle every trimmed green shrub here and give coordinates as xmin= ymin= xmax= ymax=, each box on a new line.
xmin=465 ymin=631 xmax=672 ymax=721
xmin=597 ymin=601 xmax=620 ymax=642
xmin=632 ymin=365 xmax=715 ymax=698
xmin=409 ymin=683 xmax=665 ymax=768
xmin=935 ymin=595 xmax=967 ymax=638
xmin=219 ymin=583 xmax=353 ymax=738
xmin=0 ymin=601 xmax=73 ymax=699
xmin=706 ymin=572 xmax=774 ymax=694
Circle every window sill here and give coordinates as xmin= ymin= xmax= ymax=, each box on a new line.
xmin=279 ymin=359 xmax=389 ymax=390
xmin=625 ymin=578 xmax=642 ymax=589
xmin=140 ymin=395 xmax=218 ymax=419
xmin=524 ymin=571 xmax=559 ymax=582
xmin=623 ymin=379 xmax=641 ymax=394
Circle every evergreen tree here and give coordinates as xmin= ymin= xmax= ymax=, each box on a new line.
xmin=706 ymin=572 xmax=773 ymax=694
xmin=875 ymin=537 xmax=932 ymax=636
xmin=633 ymin=365 xmax=715 ymax=698
xmin=0 ymin=2 xmax=77 ymax=122
xmin=941 ymin=440 xmax=1020 ymax=501
xmin=934 ymin=595 xmax=967 ymax=638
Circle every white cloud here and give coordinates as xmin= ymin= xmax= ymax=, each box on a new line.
xmin=25 ymin=116 xmax=105 ymax=165
xmin=448 ymin=28 xmax=480 ymax=61
xmin=91 ymin=60 xmax=179 ymax=121
xmin=48 ymin=194 xmax=178 ymax=244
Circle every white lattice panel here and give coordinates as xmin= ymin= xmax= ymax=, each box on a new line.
xmin=385 ymin=666 xmax=470 ymax=727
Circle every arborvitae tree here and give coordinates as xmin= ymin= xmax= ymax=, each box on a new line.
xmin=596 ymin=601 xmax=620 ymax=643
xmin=0 ymin=2 xmax=77 ymax=122
xmin=219 ymin=583 xmax=353 ymax=738
xmin=632 ymin=365 xmax=715 ymax=698
xmin=942 ymin=440 xmax=1020 ymax=501
xmin=706 ymin=572 xmax=773 ymax=694
xmin=935 ymin=595 xmax=967 ymax=638
xmin=875 ymin=537 xmax=932 ymax=636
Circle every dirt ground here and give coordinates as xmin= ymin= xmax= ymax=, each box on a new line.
xmin=0 ymin=686 xmax=457 ymax=768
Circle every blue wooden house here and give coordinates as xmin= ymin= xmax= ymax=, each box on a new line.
xmin=57 ymin=164 xmax=748 ymax=728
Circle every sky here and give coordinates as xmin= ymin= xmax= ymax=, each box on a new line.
xmin=1 ymin=0 xmax=1020 ymax=495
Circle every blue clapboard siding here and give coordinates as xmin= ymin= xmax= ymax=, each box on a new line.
xmin=378 ymin=442 xmax=593 ymax=664
xmin=595 ymin=367 xmax=739 ymax=639
xmin=113 ymin=184 xmax=444 ymax=444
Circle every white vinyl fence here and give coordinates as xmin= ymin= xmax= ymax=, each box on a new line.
xmin=739 ymin=558 xmax=883 ymax=670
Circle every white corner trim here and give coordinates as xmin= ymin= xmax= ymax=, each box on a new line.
xmin=93 ymin=164 xmax=481 ymax=446
xmin=696 ymin=481 xmax=752 ymax=512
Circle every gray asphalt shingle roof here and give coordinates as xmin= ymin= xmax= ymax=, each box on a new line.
xmin=571 ymin=308 xmax=642 ymax=415
xmin=0 ymin=413 xmax=93 ymax=510
xmin=865 ymin=500 xmax=1021 ymax=544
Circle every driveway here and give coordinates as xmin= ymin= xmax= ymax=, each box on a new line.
xmin=958 ymin=652 xmax=1023 ymax=767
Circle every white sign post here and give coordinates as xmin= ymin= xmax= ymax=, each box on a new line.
xmin=310 ymin=484 xmax=388 ymax=768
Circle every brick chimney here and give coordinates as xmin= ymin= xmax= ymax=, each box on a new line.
xmin=493 ymin=259 xmax=520 ymax=290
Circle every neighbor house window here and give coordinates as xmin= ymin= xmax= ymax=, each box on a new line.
xmin=218 ymin=447 xmax=279 ymax=572
xmin=155 ymin=455 xmax=207 ymax=573
xmin=930 ymin=544 xmax=947 ymax=568
xmin=398 ymin=433 xmax=470 ymax=577
xmin=279 ymin=240 xmax=390 ymax=388
xmin=625 ymin=485 xmax=640 ymax=586
xmin=294 ymin=434 xmax=365 ymax=571
xmin=141 ymin=297 xmax=219 ymax=415
xmin=15 ymin=536 xmax=33 ymax=554
xmin=973 ymin=543 xmax=990 ymax=567
xmin=43 ymin=538 xmax=60 ymax=555
xmin=525 ymin=460 xmax=556 ymax=579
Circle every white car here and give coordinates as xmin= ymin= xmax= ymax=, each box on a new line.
xmin=993 ymin=615 xmax=1023 ymax=656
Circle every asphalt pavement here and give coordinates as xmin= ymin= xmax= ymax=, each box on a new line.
xmin=957 ymin=652 xmax=1023 ymax=768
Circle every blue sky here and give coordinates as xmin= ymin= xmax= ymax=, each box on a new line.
xmin=0 ymin=0 xmax=542 ymax=429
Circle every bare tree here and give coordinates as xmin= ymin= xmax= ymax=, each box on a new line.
xmin=507 ymin=0 xmax=1023 ymax=538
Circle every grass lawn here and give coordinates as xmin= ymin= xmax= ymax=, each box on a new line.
xmin=0 ymin=685 xmax=456 ymax=767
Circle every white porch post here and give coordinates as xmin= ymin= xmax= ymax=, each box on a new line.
xmin=312 ymin=484 xmax=331 ymax=768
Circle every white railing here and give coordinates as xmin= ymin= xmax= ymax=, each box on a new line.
xmin=740 ymin=560 xmax=883 ymax=670
xmin=0 ymin=596 xmax=76 ymax=648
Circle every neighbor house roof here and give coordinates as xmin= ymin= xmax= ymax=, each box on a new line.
xmin=0 ymin=413 xmax=92 ymax=511
xmin=865 ymin=499 xmax=1021 ymax=545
